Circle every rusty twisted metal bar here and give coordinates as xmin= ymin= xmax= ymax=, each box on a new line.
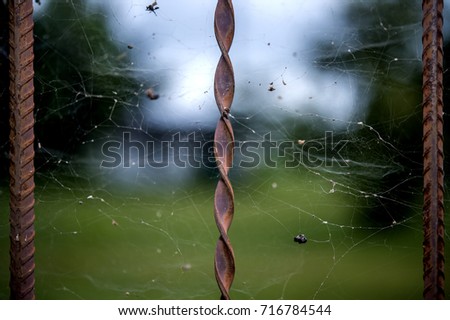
xmin=213 ymin=0 xmax=235 ymax=300
xmin=8 ymin=0 xmax=36 ymax=299
xmin=422 ymin=0 xmax=445 ymax=300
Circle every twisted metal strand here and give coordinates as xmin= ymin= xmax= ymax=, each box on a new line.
xmin=8 ymin=0 xmax=36 ymax=300
xmin=213 ymin=0 xmax=235 ymax=300
xmin=422 ymin=0 xmax=445 ymax=300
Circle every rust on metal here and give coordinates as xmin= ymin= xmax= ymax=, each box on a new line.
xmin=422 ymin=0 xmax=445 ymax=300
xmin=8 ymin=0 xmax=36 ymax=299
xmin=213 ymin=0 xmax=235 ymax=300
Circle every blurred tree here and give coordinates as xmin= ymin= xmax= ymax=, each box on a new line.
xmin=309 ymin=0 xmax=424 ymax=225
xmin=31 ymin=0 xmax=146 ymax=161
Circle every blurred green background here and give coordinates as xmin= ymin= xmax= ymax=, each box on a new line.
xmin=0 ymin=0 xmax=449 ymax=299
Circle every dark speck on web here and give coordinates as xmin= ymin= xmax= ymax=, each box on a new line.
xmin=294 ymin=234 xmax=307 ymax=244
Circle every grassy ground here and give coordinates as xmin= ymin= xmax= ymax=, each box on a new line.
xmin=0 ymin=165 xmax=430 ymax=299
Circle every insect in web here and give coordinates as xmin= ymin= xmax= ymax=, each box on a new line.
xmin=294 ymin=234 xmax=307 ymax=244
xmin=146 ymin=1 xmax=159 ymax=16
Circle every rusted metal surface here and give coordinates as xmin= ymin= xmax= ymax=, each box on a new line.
xmin=422 ymin=0 xmax=445 ymax=300
xmin=213 ymin=0 xmax=235 ymax=300
xmin=8 ymin=0 xmax=36 ymax=300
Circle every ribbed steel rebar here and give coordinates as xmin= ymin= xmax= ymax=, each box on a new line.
xmin=213 ymin=0 xmax=235 ymax=300
xmin=8 ymin=0 xmax=36 ymax=300
xmin=422 ymin=0 xmax=445 ymax=300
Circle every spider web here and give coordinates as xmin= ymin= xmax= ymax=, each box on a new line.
xmin=0 ymin=0 xmax=450 ymax=299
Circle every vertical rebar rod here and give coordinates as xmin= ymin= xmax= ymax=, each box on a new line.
xmin=8 ymin=0 xmax=36 ymax=299
xmin=422 ymin=0 xmax=445 ymax=300
xmin=213 ymin=0 xmax=235 ymax=300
